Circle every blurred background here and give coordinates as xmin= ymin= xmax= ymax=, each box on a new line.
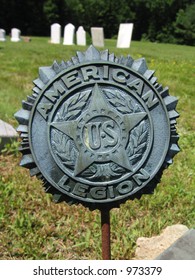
xmin=0 ymin=0 xmax=194 ymax=46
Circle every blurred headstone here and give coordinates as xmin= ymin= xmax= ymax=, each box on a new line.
xmin=0 ymin=119 xmax=18 ymax=151
xmin=91 ymin=27 xmax=104 ymax=47
xmin=51 ymin=23 xmax=61 ymax=44
xmin=63 ymin=23 xmax=75 ymax=45
xmin=135 ymin=224 xmax=189 ymax=259
xmin=0 ymin=29 xmax=6 ymax=41
xmin=11 ymin=28 xmax=21 ymax=42
xmin=76 ymin=26 xmax=86 ymax=46
xmin=22 ymin=37 xmax=31 ymax=43
xmin=156 ymin=229 xmax=195 ymax=260
xmin=116 ymin=23 xmax=134 ymax=48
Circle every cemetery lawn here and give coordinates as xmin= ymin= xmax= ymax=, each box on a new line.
xmin=0 ymin=37 xmax=194 ymax=260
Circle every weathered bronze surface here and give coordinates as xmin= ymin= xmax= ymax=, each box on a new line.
xmin=15 ymin=46 xmax=179 ymax=210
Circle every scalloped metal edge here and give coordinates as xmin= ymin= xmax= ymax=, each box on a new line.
xmin=15 ymin=45 xmax=180 ymax=210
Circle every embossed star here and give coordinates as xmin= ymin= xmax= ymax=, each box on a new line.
xmin=51 ymin=84 xmax=146 ymax=176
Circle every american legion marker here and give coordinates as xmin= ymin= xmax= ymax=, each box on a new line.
xmin=15 ymin=45 xmax=179 ymax=259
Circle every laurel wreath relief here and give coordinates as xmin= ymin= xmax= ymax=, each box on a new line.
xmin=104 ymin=89 xmax=140 ymax=114
xmin=51 ymin=89 xmax=148 ymax=179
xmin=51 ymin=131 xmax=77 ymax=168
xmin=51 ymin=90 xmax=91 ymax=167
xmin=56 ymin=90 xmax=91 ymax=121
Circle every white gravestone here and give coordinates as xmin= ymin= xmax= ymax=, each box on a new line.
xmin=50 ymin=23 xmax=61 ymax=44
xmin=63 ymin=23 xmax=75 ymax=45
xmin=0 ymin=29 xmax=6 ymax=41
xmin=11 ymin=28 xmax=21 ymax=42
xmin=116 ymin=23 xmax=134 ymax=48
xmin=76 ymin=26 xmax=86 ymax=46
xmin=91 ymin=27 xmax=104 ymax=47
xmin=0 ymin=119 xmax=18 ymax=151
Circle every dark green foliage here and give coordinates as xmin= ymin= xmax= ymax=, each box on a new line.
xmin=174 ymin=3 xmax=195 ymax=45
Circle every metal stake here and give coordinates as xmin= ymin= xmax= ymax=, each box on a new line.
xmin=101 ymin=209 xmax=111 ymax=260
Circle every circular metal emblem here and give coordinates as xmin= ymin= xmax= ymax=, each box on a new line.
xmin=15 ymin=46 xmax=179 ymax=210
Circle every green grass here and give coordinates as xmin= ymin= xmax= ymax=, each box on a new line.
xmin=0 ymin=37 xmax=195 ymax=259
